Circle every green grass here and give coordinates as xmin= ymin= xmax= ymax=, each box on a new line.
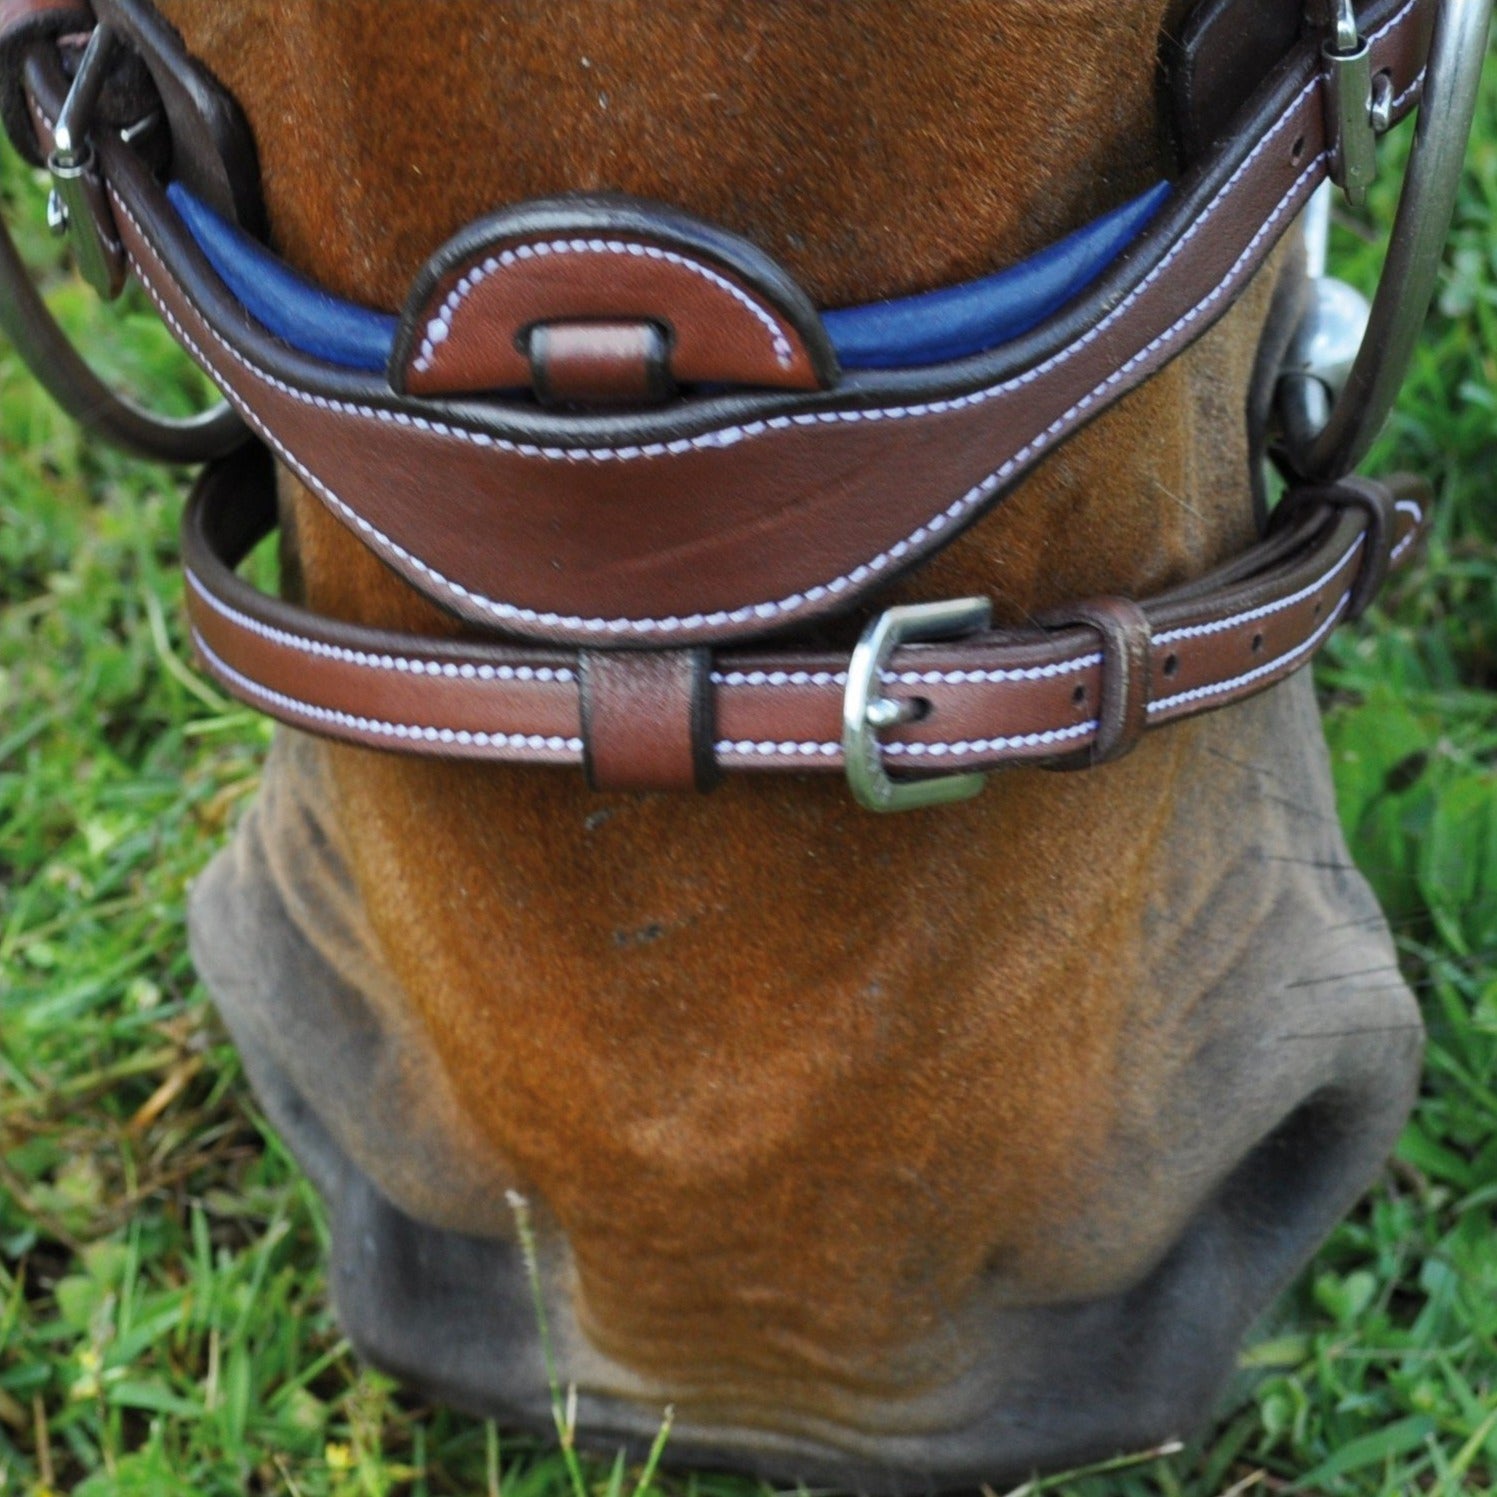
xmin=2 ymin=41 xmax=1496 ymax=1497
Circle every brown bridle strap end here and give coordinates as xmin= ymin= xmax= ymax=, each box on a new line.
xmin=579 ymin=648 xmax=718 ymax=794
xmin=1038 ymin=597 xmax=1153 ymax=768
xmin=1278 ymin=475 xmax=1411 ymax=621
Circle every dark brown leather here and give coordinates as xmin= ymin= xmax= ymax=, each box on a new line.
xmin=1038 ymin=597 xmax=1153 ymax=767
xmin=1167 ymin=0 xmax=1304 ymax=164
xmin=391 ymin=195 xmax=838 ymax=398
xmin=530 ymin=321 xmax=673 ymax=407
xmin=90 ymin=0 xmax=264 ymax=233
xmin=580 ymin=648 xmax=715 ymax=792
xmin=37 ymin=0 xmax=1430 ymax=650
xmin=1276 ymin=473 xmax=1423 ymax=618
xmin=0 ymin=0 xmax=90 ymax=161
xmin=180 ymin=444 xmax=1429 ymax=780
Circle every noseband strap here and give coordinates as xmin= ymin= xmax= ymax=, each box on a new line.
xmin=179 ymin=444 xmax=1429 ymax=783
xmin=0 ymin=0 xmax=1456 ymax=806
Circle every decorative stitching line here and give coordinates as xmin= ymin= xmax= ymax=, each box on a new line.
xmin=710 ymin=654 xmax=1105 ymax=689
xmin=185 ymin=569 xmax=575 ymax=682
xmin=111 ymin=139 xmax=1324 ymax=639
xmin=1391 ymin=497 xmax=1424 ymax=562
xmin=412 ymin=237 xmax=797 ymax=374
xmin=1154 ymin=537 xmax=1361 ymax=645
xmin=108 ymin=0 xmax=1422 ymax=640
xmin=1148 ymin=588 xmax=1350 ymax=715
xmin=193 ymin=631 xmax=583 ymax=753
xmin=714 ymin=719 xmax=1099 ymax=763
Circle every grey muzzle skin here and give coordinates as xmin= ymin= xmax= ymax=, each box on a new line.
xmin=189 ymin=670 xmax=1420 ymax=1493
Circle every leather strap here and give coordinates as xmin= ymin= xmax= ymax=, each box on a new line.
xmin=0 ymin=0 xmax=90 ymax=163
xmin=180 ymin=443 xmax=1429 ymax=782
xmin=13 ymin=0 xmax=1436 ymax=651
xmin=531 ymin=321 xmax=674 ymax=407
xmin=1168 ymin=0 xmax=1307 ymax=165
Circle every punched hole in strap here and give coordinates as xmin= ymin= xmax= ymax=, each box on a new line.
xmin=1038 ymin=597 xmax=1152 ymax=768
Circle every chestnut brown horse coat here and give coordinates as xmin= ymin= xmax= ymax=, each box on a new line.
xmin=167 ymin=2 xmax=1422 ymax=1486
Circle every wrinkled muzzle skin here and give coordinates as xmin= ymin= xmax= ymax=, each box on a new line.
xmin=170 ymin=2 xmax=1423 ymax=1489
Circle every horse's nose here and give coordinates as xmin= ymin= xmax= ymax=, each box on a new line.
xmin=190 ymin=676 xmax=1420 ymax=1492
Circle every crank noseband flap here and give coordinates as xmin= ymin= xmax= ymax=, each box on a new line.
xmin=390 ymin=196 xmax=839 ymax=402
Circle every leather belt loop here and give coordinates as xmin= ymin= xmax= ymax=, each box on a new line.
xmin=579 ymin=648 xmax=718 ymax=794
xmin=1278 ymin=476 xmax=1398 ymax=619
xmin=1038 ymin=597 xmax=1153 ymax=768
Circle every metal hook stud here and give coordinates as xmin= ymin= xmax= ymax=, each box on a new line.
xmin=1282 ymin=0 xmax=1493 ymax=482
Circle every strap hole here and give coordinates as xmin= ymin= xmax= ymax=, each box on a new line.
xmin=1163 ymin=653 xmax=1180 ymax=678
xmin=1313 ymin=600 xmax=1323 ymax=618
xmin=907 ymin=697 xmax=933 ymax=724
xmin=1251 ymin=632 xmax=1265 ymax=654
xmin=1290 ymin=134 xmax=1306 ymax=164
xmin=1072 ymin=684 xmax=1087 ymax=706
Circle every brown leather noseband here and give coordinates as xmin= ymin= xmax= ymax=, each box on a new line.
xmin=0 ymin=0 xmax=1475 ymax=810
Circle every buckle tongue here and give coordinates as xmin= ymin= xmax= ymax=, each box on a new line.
xmin=842 ymin=597 xmax=991 ymax=813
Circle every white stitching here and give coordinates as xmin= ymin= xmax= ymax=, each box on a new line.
xmin=710 ymin=654 xmax=1105 ymax=689
xmin=713 ymin=719 xmax=1099 ymax=762
xmin=412 ymin=238 xmax=796 ymax=373
xmin=1149 ymin=588 xmax=1350 ymax=715
xmin=106 ymin=0 xmax=1423 ymax=638
xmin=193 ymin=631 xmax=583 ymax=752
xmin=112 ymin=143 xmax=1323 ymax=638
xmin=186 ymin=570 xmax=576 ymax=682
xmin=1155 ymin=538 xmax=1361 ymax=645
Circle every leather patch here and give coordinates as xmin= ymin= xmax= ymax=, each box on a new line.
xmin=391 ymin=194 xmax=837 ymax=398
xmin=580 ymin=648 xmax=716 ymax=793
xmin=530 ymin=319 xmax=672 ymax=407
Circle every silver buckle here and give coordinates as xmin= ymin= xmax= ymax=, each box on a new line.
xmin=1322 ymin=0 xmax=1382 ymax=207
xmin=1283 ymin=0 xmax=1492 ymax=480
xmin=842 ymin=597 xmax=991 ymax=813
xmin=46 ymin=24 xmax=123 ymax=300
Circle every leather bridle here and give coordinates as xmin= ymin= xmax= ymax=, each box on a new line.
xmin=0 ymin=0 xmax=1486 ymax=810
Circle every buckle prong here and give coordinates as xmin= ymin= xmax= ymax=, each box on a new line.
xmin=842 ymin=597 xmax=991 ymax=813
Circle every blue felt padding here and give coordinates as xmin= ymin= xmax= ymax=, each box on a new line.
xmin=167 ymin=182 xmax=399 ymax=373
xmin=821 ymin=181 xmax=1171 ymax=369
xmin=166 ymin=178 xmax=1170 ymax=376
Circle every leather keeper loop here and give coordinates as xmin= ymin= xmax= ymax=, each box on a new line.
xmin=529 ymin=319 xmax=673 ymax=407
xmin=579 ymin=648 xmax=718 ymax=794
xmin=1277 ymin=476 xmax=1397 ymax=620
xmin=1038 ymin=596 xmax=1153 ymax=768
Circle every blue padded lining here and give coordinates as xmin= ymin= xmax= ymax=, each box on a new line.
xmin=166 ymin=179 xmax=1169 ymax=375
xmin=167 ymin=182 xmax=399 ymax=372
xmin=822 ymin=181 xmax=1170 ymax=368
